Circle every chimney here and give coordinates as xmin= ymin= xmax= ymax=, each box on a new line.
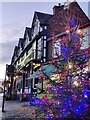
xmin=53 ymin=3 xmax=64 ymax=15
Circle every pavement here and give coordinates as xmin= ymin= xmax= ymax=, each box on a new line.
xmin=1 ymin=94 xmax=90 ymax=120
xmin=0 ymin=94 xmax=38 ymax=120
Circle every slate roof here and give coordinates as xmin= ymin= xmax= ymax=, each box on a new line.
xmin=35 ymin=11 xmax=53 ymax=24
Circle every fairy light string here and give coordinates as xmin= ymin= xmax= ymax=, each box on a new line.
xmin=30 ymin=1 xmax=90 ymax=119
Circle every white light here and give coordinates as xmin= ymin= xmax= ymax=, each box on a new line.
xmin=68 ymin=62 xmax=73 ymax=69
xmin=66 ymin=30 xmax=70 ymax=33
xmin=73 ymin=81 xmax=79 ymax=87
xmin=69 ymin=64 xmax=72 ymax=69
xmin=76 ymin=29 xmax=82 ymax=34
xmin=84 ymin=94 xmax=88 ymax=98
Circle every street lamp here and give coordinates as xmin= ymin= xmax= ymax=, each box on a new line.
xmin=2 ymin=74 xmax=6 ymax=112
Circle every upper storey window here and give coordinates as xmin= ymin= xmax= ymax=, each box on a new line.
xmin=80 ymin=27 xmax=89 ymax=49
xmin=52 ymin=40 xmax=61 ymax=58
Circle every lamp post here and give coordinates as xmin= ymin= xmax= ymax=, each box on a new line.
xmin=2 ymin=71 xmax=6 ymax=112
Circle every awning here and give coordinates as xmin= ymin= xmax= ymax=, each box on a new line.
xmin=28 ymin=63 xmax=60 ymax=79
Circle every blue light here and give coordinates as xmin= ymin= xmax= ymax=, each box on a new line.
xmin=62 ymin=111 xmax=66 ymax=116
xmin=30 ymin=99 xmax=35 ymax=106
xmin=75 ymin=106 xmax=82 ymax=114
xmin=47 ymin=114 xmax=51 ymax=120
xmin=74 ymin=32 xmax=79 ymax=41
xmin=68 ymin=18 xmax=77 ymax=28
xmin=61 ymin=47 xmax=69 ymax=61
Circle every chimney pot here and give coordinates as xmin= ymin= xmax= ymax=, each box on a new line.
xmin=53 ymin=4 xmax=64 ymax=15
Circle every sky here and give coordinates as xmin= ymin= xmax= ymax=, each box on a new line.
xmin=0 ymin=0 xmax=89 ymax=81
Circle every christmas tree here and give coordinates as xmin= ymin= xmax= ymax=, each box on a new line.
xmin=30 ymin=1 xmax=90 ymax=119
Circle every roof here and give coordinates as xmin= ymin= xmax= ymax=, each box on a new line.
xmin=31 ymin=11 xmax=53 ymax=28
xmin=35 ymin=11 xmax=53 ymax=24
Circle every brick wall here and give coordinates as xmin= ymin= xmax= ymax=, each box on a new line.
xmin=48 ymin=2 xmax=90 ymax=38
xmin=47 ymin=1 xmax=90 ymax=61
xmin=47 ymin=40 xmax=53 ymax=61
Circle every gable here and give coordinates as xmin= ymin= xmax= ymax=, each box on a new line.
xmin=31 ymin=12 xmax=39 ymax=29
xmin=48 ymin=1 xmax=90 ymax=38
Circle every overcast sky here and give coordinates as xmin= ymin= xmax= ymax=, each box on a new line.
xmin=0 ymin=1 xmax=89 ymax=81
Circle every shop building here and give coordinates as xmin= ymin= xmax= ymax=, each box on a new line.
xmin=6 ymin=1 xmax=90 ymax=100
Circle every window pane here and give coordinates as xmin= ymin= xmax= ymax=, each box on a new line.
xmin=37 ymin=38 xmax=42 ymax=59
xmin=80 ymin=28 xmax=89 ymax=49
xmin=44 ymin=40 xmax=46 ymax=47
xmin=44 ymin=36 xmax=46 ymax=39
xmin=52 ymin=40 xmax=61 ymax=58
xmin=44 ymin=49 xmax=46 ymax=57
